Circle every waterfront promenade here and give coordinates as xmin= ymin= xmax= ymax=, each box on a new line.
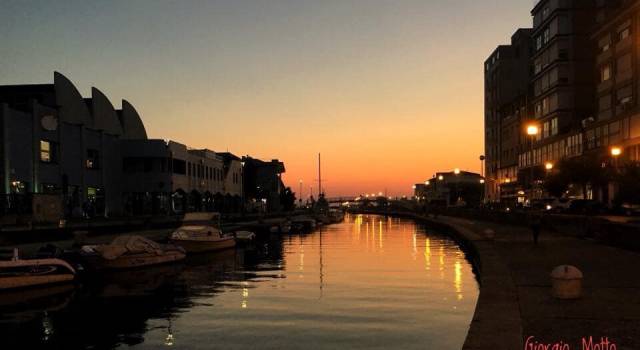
xmin=352 ymin=209 xmax=640 ymax=350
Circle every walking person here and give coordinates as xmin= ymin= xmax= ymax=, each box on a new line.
xmin=529 ymin=211 xmax=542 ymax=244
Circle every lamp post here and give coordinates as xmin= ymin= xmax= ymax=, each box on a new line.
xmin=610 ymin=146 xmax=622 ymax=207
xmin=299 ymin=180 xmax=303 ymax=208
xmin=526 ymin=124 xmax=539 ymax=204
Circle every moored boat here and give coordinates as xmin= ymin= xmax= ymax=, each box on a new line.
xmin=80 ymin=235 xmax=185 ymax=270
xmin=291 ymin=216 xmax=317 ymax=231
xmin=234 ymin=231 xmax=256 ymax=243
xmin=169 ymin=212 xmax=236 ymax=253
xmin=0 ymin=248 xmax=76 ymax=290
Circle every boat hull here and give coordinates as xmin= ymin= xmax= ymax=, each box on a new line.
xmin=0 ymin=258 xmax=76 ymax=290
xmin=170 ymin=238 xmax=236 ymax=253
xmin=0 ymin=273 xmax=74 ymax=290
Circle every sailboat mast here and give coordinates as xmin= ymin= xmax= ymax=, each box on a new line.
xmin=318 ymin=153 xmax=322 ymax=196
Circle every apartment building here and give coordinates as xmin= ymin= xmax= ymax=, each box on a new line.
xmin=484 ymin=29 xmax=532 ymax=203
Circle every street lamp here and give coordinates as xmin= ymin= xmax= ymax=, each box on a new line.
xmin=611 ymin=146 xmax=622 ymax=157
xmin=454 ymin=168 xmax=461 ymax=175
xmin=610 ymin=146 xmax=623 ymax=207
xmin=438 ymin=175 xmax=444 ymax=181
xmin=526 ymin=123 xmax=540 ymax=202
xmin=545 ymin=162 xmax=554 ymax=171
xmin=480 ymin=179 xmax=485 ymax=184
xmin=425 ymin=180 xmax=430 ymax=185
xmin=299 ymin=180 xmax=303 ymax=206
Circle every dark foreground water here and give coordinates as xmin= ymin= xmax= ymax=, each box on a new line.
xmin=0 ymin=214 xmax=479 ymax=349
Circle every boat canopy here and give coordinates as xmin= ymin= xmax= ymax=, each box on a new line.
xmin=182 ymin=212 xmax=221 ymax=227
xmin=96 ymin=235 xmax=163 ymax=260
xmin=183 ymin=212 xmax=220 ymax=222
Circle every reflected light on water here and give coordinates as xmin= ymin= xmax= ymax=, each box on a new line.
xmin=455 ymin=260 xmax=463 ymax=300
xmin=0 ymin=214 xmax=478 ymax=350
xmin=425 ymin=238 xmax=431 ymax=270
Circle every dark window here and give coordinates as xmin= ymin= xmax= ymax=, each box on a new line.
xmin=172 ymin=159 xmax=186 ymax=175
xmin=144 ymin=158 xmax=153 ymax=172
xmin=41 ymin=183 xmax=60 ymax=194
xmin=86 ymin=149 xmax=100 ymax=169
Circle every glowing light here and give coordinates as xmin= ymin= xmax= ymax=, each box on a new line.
xmin=454 ymin=168 xmax=460 ymax=175
xmin=526 ymin=124 xmax=539 ymax=136
xmin=479 ymin=179 xmax=485 ymax=184
xmin=425 ymin=180 xmax=430 ymax=185
xmin=545 ymin=162 xmax=554 ymax=170
xmin=165 ymin=333 xmax=174 ymax=346
xmin=438 ymin=175 xmax=444 ymax=181
xmin=546 ymin=204 xmax=552 ymax=211
xmin=611 ymin=146 xmax=622 ymax=157
xmin=412 ymin=185 xmax=416 ymax=190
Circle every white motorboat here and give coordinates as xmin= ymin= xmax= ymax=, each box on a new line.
xmin=169 ymin=212 xmax=236 ymax=253
xmin=0 ymin=248 xmax=76 ymax=290
xmin=80 ymin=235 xmax=185 ymax=270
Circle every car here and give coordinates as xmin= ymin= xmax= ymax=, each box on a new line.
xmin=568 ymin=200 xmax=605 ymax=215
xmin=621 ymin=203 xmax=640 ymax=216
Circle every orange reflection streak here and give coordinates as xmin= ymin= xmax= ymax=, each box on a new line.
xmin=424 ymin=238 xmax=431 ymax=271
xmin=378 ymin=220 xmax=383 ymax=249
xmin=455 ymin=260 xmax=463 ymax=300
xmin=439 ymin=246 xmax=445 ymax=278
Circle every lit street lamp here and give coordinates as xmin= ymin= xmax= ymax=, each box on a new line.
xmin=610 ymin=146 xmax=623 ymax=207
xmin=545 ymin=162 xmax=554 ymax=171
xmin=454 ymin=168 xmax=461 ymax=175
xmin=526 ymin=123 xmax=540 ymax=202
xmin=611 ymin=146 xmax=622 ymax=157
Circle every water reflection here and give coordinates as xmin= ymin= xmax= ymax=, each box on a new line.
xmin=0 ymin=214 xmax=478 ymax=350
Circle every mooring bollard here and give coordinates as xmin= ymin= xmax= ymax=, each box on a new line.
xmin=550 ymin=265 xmax=583 ymax=299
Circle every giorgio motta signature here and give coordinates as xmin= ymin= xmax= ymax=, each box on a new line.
xmin=525 ymin=336 xmax=617 ymax=350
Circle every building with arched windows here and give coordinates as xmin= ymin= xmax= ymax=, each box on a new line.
xmin=0 ymin=72 xmax=275 ymax=222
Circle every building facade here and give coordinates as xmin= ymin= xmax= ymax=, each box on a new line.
xmin=483 ymin=0 xmax=640 ymax=206
xmin=1 ymin=72 xmax=285 ymax=221
xmin=242 ymin=157 xmax=286 ymax=212
xmin=484 ymin=29 xmax=533 ymax=204
xmin=422 ymin=171 xmax=484 ymax=207
xmin=0 ymin=72 xmax=147 ymax=219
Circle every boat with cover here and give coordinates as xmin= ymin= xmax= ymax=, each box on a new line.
xmin=169 ymin=212 xmax=236 ymax=253
xmin=0 ymin=248 xmax=76 ymax=290
xmin=80 ymin=235 xmax=185 ymax=270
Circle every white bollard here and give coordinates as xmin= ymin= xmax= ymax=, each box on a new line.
xmin=550 ymin=265 xmax=583 ymax=299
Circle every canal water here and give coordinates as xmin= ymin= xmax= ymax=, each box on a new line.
xmin=0 ymin=214 xmax=479 ymax=349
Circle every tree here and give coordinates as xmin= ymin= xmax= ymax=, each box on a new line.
xmin=547 ymin=154 xmax=609 ymax=199
xmin=280 ymin=187 xmax=296 ymax=211
xmin=543 ymin=170 xmax=570 ymax=198
xmin=614 ymin=161 xmax=640 ymax=205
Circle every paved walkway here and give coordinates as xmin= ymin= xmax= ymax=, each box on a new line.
xmin=432 ymin=215 xmax=640 ymax=350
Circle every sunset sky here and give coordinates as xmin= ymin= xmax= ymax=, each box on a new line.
xmin=1 ymin=0 xmax=532 ymax=197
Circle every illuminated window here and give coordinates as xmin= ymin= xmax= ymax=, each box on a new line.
xmin=619 ymin=27 xmax=630 ymax=40
xmin=601 ymin=65 xmax=611 ymax=82
xmin=551 ymin=118 xmax=558 ymax=136
xmin=40 ymin=140 xmax=57 ymax=163
xmin=40 ymin=140 xmax=51 ymax=162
